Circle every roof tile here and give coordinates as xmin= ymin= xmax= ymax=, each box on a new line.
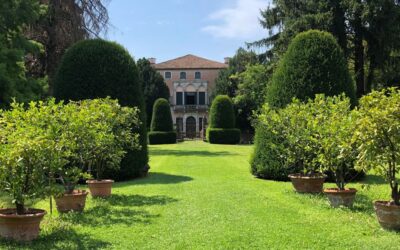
xmin=154 ymin=54 xmax=228 ymax=70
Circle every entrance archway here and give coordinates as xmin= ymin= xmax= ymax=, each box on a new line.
xmin=186 ymin=116 xmax=196 ymax=138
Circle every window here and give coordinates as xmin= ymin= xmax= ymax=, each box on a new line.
xmin=165 ymin=72 xmax=171 ymax=79
xmin=185 ymin=92 xmax=197 ymax=105
xmin=176 ymin=118 xmax=183 ymax=132
xmin=180 ymin=72 xmax=186 ymax=80
xmin=198 ymin=92 xmax=206 ymax=105
xmin=195 ymin=71 xmax=201 ymax=80
xmin=176 ymin=92 xmax=183 ymax=105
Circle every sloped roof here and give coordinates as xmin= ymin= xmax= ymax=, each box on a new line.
xmin=154 ymin=54 xmax=228 ymax=70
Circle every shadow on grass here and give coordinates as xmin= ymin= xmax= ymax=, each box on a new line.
xmin=0 ymin=226 xmax=110 ymax=250
xmin=361 ymin=174 xmax=386 ymax=185
xmin=117 ymin=172 xmax=193 ymax=186
xmin=105 ymin=194 xmax=178 ymax=207
xmin=150 ymin=149 xmax=235 ymax=157
xmin=61 ymin=194 xmax=177 ymax=227
xmin=351 ymin=193 xmax=375 ymax=213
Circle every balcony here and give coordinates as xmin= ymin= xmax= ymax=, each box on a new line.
xmin=173 ymin=105 xmax=208 ymax=112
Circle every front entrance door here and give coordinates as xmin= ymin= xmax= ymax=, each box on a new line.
xmin=186 ymin=116 xmax=196 ymax=138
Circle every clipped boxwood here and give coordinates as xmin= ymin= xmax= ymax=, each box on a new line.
xmin=148 ymin=131 xmax=177 ymax=145
xmin=266 ymin=30 xmax=357 ymax=108
xmin=149 ymin=98 xmax=176 ymax=144
xmin=54 ymin=39 xmax=148 ymax=180
xmin=206 ymin=128 xmax=241 ymax=145
xmin=207 ymin=95 xmax=240 ymax=144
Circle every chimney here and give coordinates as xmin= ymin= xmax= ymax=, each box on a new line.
xmin=224 ymin=57 xmax=231 ymax=65
xmin=148 ymin=57 xmax=156 ymax=64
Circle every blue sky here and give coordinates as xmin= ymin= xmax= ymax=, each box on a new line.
xmin=106 ymin=0 xmax=270 ymax=63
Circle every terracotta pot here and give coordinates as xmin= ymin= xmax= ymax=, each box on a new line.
xmin=55 ymin=190 xmax=88 ymax=213
xmin=0 ymin=208 xmax=46 ymax=241
xmin=86 ymin=179 xmax=114 ymax=198
xmin=374 ymin=201 xmax=400 ymax=231
xmin=288 ymin=173 xmax=326 ymax=193
xmin=324 ymin=188 xmax=357 ymax=207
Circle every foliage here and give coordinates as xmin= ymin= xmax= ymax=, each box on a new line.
xmin=266 ymin=30 xmax=356 ymax=108
xmin=72 ymin=99 xmax=141 ymax=180
xmin=208 ymin=95 xmax=236 ymax=129
xmin=251 ymin=0 xmax=400 ymax=95
xmin=150 ymin=98 xmax=173 ymax=132
xmin=354 ymin=88 xmax=400 ymax=205
xmin=54 ymin=39 xmax=148 ymax=180
xmin=233 ymin=64 xmax=270 ymax=131
xmin=213 ymin=48 xmax=258 ymax=98
xmin=137 ymin=58 xmax=170 ymax=127
xmin=25 ymin=0 xmax=110 ymax=94
xmin=313 ymin=95 xmax=357 ymax=190
xmin=0 ymin=100 xmax=62 ymax=214
xmin=206 ymin=128 xmax=240 ymax=145
xmin=148 ymin=131 xmax=177 ymax=145
xmin=252 ymin=94 xmax=361 ymax=182
xmin=0 ymin=0 xmax=47 ymax=107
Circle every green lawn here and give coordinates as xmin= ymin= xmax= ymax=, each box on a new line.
xmin=1 ymin=141 xmax=399 ymax=249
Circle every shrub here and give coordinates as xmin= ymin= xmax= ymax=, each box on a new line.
xmin=150 ymin=98 xmax=173 ymax=132
xmin=206 ymin=128 xmax=241 ymax=145
xmin=54 ymin=39 xmax=148 ymax=180
xmin=251 ymin=95 xmax=363 ymax=182
xmin=355 ymin=88 xmax=400 ymax=204
xmin=209 ymin=95 xmax=235 ymax=129
xmin=266 ymin=30 xmax=357 ymax=108
xmin=207 ymin=95 xmax=240 ymax=144
xmin=148 ymin=98 xmax=176 ymax=145
xmin=148 ymin=131 xmax=177 ymax=145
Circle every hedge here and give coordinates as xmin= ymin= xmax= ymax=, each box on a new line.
xmin=206 ymin=128 xmax=241 ymax=145
xmin=53 ymin=39 xmax=148 ymax=180
xmin=148 ymin=131 xmax=177 ymax=145
xmin=266 ymin=30 xmax=357 ymax=108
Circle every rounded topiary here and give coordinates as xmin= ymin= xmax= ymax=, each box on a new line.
xmin=149 ymin=98 xmax=176 ymax=144
xmin=207 ymin=95 xmax=240 ymax=144
xmin=209 ymin=95 xmax=235 ymax=129
xmin=54 ymin=39 xmax=148 ymax=180
xmin=266 ymin=30 xmax=357 ymax=108
xmin=150 ymin=98 xmax=173 ymax=132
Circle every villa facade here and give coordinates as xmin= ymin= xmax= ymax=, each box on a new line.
xmin=151 ymin=54 xmax=228 ymax=138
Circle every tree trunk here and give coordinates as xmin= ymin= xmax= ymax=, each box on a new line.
xmin=330 ymin=0 xmax=348 ymax=57
xmin=16 ymin=202 xmax=25 ymax=215
xmin=354 ymin=2 xmax=365 ymax=98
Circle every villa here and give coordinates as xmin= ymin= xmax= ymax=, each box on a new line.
xmin=151 ymin=54 xmax=228 ymax=138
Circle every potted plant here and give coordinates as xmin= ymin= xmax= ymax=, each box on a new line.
xmin=313 ymin=95 xmax=358 ymax=207
xmin=285 ymin=99 xmax=326 ymax=193
xmin=53 ymin=166 xmax=91 ymax=213
xmin=355 ymin=88 xmax=400 ymax=230
xmin=77 ymin=99 xmax=140 ymax=198
xmin=0 ymin=102 xmax=52 ymax=241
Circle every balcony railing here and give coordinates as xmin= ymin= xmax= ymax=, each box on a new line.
xmin=173 ymin=105 xmax=208 ymax=112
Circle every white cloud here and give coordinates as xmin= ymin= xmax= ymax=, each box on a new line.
xmin=202 ymin=0 xmax=269 ymax=39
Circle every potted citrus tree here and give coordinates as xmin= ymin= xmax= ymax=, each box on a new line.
xmin=0 ymin=101 xmax=52 ymax=241
xmin=285 ymin=99 xmax=326 ymax=193
xmin=313 ymin=95 xmax=358 ymax=207
xmin=355 ymin=88 xmax=400 ymax=230
xmin=80 ymin=99 xmax=140 ymax=198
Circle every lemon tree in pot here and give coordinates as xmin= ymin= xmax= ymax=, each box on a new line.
xmin=283 ymin=99 xmax=326 ymax=193
xmin=314 ymin=95 xmax=358 ymax=207
xmin=0 ymin=102 xmax=53 ymax=241
xmin=355 ymin=88 xmax=400 ymax=230
xmin=78 ymin=99 xmax=141 ymax=198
